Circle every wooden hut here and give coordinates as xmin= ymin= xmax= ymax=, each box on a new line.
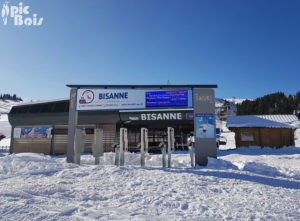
xmin=227 ymin=115 xmax=298 ymax=148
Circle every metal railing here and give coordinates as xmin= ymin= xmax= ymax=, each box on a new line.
xmin=0 ymin=146 xmax=10 ymax=152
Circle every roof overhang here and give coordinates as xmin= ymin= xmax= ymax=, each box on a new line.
xmin=66 ymin=84 xmax=218 ymax=89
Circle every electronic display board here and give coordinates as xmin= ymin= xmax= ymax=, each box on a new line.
xmin=146 ymin=90 xmax=188 ymax=107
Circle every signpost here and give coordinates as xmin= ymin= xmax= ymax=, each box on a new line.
xmin=193 ymin=89 xmax=216 ymax=166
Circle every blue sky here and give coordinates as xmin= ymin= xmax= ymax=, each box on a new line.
xmin=1 ymin=0 xmax=299 ymax=101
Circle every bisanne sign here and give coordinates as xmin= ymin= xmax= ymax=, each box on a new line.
xmin=76 ymin=88 xmax=193 ymax=111
xmin=124 ymin=112 xmax=194 ymax=121
xmin=141 ymin=112 xmax=182 ymax=120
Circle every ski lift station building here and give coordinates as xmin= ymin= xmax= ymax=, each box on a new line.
xmin=8 ymin=85 xmax=218 ymax=164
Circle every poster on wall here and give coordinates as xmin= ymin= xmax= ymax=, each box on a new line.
xmin=195 ymin=114 xmax=215 ymax=138
xmin=13 ymin=128 xmax=22 ymax=138
xmin=20 ymin=128 xmax=52 ymax=138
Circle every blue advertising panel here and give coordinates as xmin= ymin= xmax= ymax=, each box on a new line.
xmin=77 ymin=88 xmax=193 ymax=111
xmin=195 ymin=114 xmax=215 ymax=138
xmin=146 ymin=90 xmax=188 ymax=107
xmin=20 ymin=127 xmax=52 ymax=138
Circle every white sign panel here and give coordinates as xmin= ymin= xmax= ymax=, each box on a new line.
xmin=77 ymin=89 xmax=145 ymax=110
xmin=13 ymin=128 xmax=22 ymax=138
xmin=76 ymin=89 xmax=193 ymax=111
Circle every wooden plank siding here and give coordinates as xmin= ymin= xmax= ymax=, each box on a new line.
xmin=12 ymin=124 xmax=117 ymax=154
xmin=230 ymin=127 xmax=295 ymax=148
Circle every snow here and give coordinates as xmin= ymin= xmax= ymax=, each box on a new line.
xmin=0 ymin=99 xmax=20 ymax=143
xmin=225 ymin=98 xmax=249 ymax=104
xmin=0 ymin=114 xmax=11 ymax=140
xmin=0 ymin=145 xmax=299 ymax=220
xmin=16 ymin=97 xmax=68 ymax=107
xmin=1 ymin=99 xmax=300 ymax=220
xmin=215 ymin=98 xmax=226 ymax=107
xmin=227 ymin=115 xmax=299 ymax=129
xmin=0 ymin=99 xmax=21 ymax=113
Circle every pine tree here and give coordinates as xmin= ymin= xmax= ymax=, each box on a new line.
xmin=237 ymin=92 xmax=298 ymax=115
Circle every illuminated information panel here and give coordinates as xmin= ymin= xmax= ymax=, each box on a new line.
xmin=146 ymin=90 xmax=188 ymax=107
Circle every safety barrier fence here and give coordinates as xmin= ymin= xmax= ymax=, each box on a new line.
xmin=74 ymin=127 xmax=196 ymax=168
xmin=0 ymin=146 xmax=9 ymax=152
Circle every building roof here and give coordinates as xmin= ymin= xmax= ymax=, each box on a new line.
xmin=227 ymin=115 xmax=299 ymax=129
xmin=66 ymin=84 xmax=218 ymax=88
xmin=10 ymin=99 xmax=69 ymax=115
xmin=13 ymin=98 xmax=69 ymax=107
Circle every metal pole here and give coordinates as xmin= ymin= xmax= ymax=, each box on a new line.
xmin=50 ymin=126 xmax=54 ymax=155
xmin=95 ymin=157 xmax=100 ymax=165
xmin=189 ymin=145 xmax=195 ymax=168
xmin=124 ymin=129 xmax=128 ymax=152
xmin=162 ymin=144 xmax=166 ymax=168
xmin=74 ymin=128 xmax=86 ymax=165
xmin=188 ymin=136 xmax=195 ymax=168
xmin=145 ymin=128 xmax=148 ymax=154
xmin=119 ymin=128 xmax=127 ymax=166
xmin=92 ymin=126 xmax=104 ymax=165
xmin=67 ymin=88 xmax=78 ymax=163
xmin=9 ymin=126 xmax=14 ymax=154
xmin=168 ymin=127 xmax=174 ymax=168
xmin=115 ymin=147 xmax=120 ymax=166
xmin=141 ymin=128 xmax=147 ymax=167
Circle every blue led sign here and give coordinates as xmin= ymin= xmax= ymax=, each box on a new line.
xmin=146 ymin=90 xmax=188 ymax=107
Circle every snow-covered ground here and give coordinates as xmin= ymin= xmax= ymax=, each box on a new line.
xmin=0 ymin=146 xmax=300 ymax=220
xmin=1 ymin=99 xmax=300 ymax=220
xmin=0 ymin=146 xmax=299 ymax=221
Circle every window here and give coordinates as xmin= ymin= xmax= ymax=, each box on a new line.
xmin=41 ymin=103 xmax=54 ymax=113
xmin=29 ymin=105 xmax=42 ymax=113
xmin=241 ymin=132 xmax=254 ymax=141
xmin=53 ymin=101 xmax=67 ymax=112
xmin=17 ymin=106 xmax=29 ymax=114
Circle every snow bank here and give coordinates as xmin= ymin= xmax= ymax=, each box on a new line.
xmin=0 ymin=147 xmax=299 ymax=220
xmin=0 ymin=115 xmax=11 ymax=138
xmin=0 ymin=153 xmax=77 ymax=177
xmin=0 ymin=138 xmax=10 ymax=147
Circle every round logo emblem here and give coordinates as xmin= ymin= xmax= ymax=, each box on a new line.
xmin=79 ymin=90 xmax=94 ymax=104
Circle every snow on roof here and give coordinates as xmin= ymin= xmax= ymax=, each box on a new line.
xmin=13 ymin=98 xmax=69 ymax=107
xmin=0 ymin=99 xmax=22 ymax=113
xmin=227 ymin=115 xmax=299 ymax=129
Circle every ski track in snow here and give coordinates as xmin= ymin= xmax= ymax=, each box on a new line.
xmin=0 ymin=150 xmax=299 ymax=221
